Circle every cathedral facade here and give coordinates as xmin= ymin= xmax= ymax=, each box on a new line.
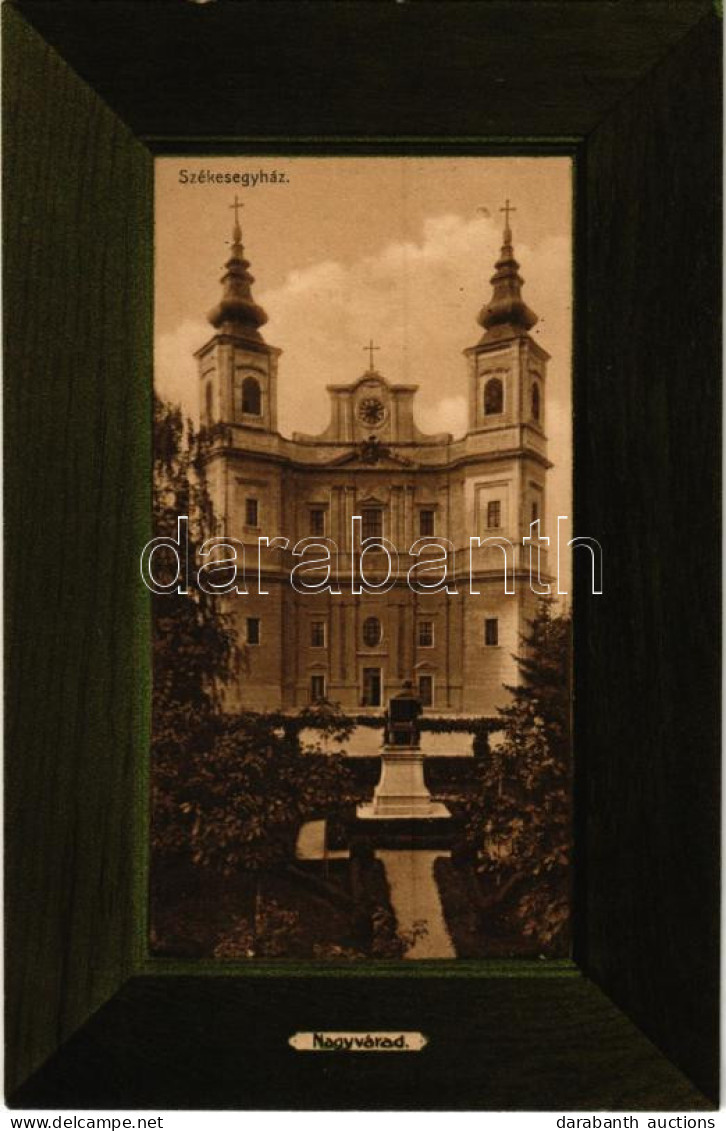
xmin=195 ymin=206 xmax=551 ymax=716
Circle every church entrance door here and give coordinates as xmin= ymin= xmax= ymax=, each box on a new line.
xmin=362 ymin=667 xmax=382 ymax=708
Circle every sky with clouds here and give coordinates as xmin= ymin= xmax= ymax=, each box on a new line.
xmin=155 ymin=156 xmax=572 ymax=557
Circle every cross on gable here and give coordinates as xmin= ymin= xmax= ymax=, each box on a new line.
xmin=363 ymin=338 xmax=380 ymax=371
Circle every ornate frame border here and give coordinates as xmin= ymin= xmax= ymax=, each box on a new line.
xmin=4 ymin=0 xmax=720 ymax=1108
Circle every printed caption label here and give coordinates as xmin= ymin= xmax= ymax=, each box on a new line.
xmin=289 ymin=1031 xmax=427 ymax=1052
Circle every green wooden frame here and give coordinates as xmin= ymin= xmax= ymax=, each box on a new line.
xmin=4 ymin=0 xmax=721 ymax=1109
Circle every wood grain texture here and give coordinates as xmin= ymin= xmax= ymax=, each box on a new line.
xmin=576 ymin=10 xmax=721 ymax=1104
xmin=4 ymin=0 xmax=720 ymax=1110
xmin=9 ymin=973 xmax=713 ymax=1110
xmin=14 ymin=0 xmax=712 ymax=144
xmin=3 ymin=6 xmax=153 ymax=1096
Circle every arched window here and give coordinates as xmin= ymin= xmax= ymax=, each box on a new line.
xmin=205 ymin=382 xmax=213 ymax=425
xmin=241 ymin=375 xmax=261 ymax=416
xmin=362 ymin=617 xmax=382 ymax=648
xmin=484 ymin=377 xmax=503 ymax=416
xmin=531 ymin=382 xmax=541 ymax=422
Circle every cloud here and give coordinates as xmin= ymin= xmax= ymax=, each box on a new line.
xmin=258 ymin=212 xmax=570 ymax=446
xmin=155 ymin=318 xmax=206 ymax=418
xmin=155 ymin=211 xmax=572 ymax=538
xmin=415 ymin=395 xmax=468 ymax=437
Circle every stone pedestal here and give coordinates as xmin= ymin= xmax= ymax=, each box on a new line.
xmin=357 ymin=744 xmax=450 ymax=820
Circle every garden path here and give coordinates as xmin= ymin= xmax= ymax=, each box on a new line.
xmin=296 ymin=824 xmax=456 ymax=958
xmin=376 ymin=849 xmax=455 ymax=959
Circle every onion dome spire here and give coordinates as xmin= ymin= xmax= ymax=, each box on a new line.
xmin=478 ymin=200 xmax=538 ymax=337
xmin=207 ymin=196 xmax=268 ymax=341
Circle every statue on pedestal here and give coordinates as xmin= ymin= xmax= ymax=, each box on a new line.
xmin=357 ymin=681 xmax=450 ymax=822
xmin=384 ymin=680 xmax=422 ymax=748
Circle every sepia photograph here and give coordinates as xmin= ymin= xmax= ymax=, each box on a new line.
xmin=5 ymin=0 xmax=719 ymax=1112
xmin=148 ymin=155 xmax=574 ymax=963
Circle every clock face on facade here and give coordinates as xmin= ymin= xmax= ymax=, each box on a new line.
xmin=357 ymin=396 xmax=386 ymax=427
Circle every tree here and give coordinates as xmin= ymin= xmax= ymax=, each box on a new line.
xmin=152 ymin=399 xmax=235 ymax=713
xmin=175 ymin=706 xmax=358 ymax=876
xmin=150 ymin=399 xmax=358 ymax=878
xmin=151 ymin=398 xmax=238 ymax=858
xmin=150 ymin=397 xmax=240 ymax=861
xmin=462 ymin=599 xmax=572 ymax=952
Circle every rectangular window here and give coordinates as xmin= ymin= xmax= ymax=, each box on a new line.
xmin=310 ymin=620 xmax=326 ymax=648
xmin=361 ymin=508 xmax=383 ymax=541
xmin=310 ymin=674 xmax=326 ymax=703
xmin=486 ymin=500 xmax=501 ymax=529
xmin=245 ymin=497 xmax=259 ymax=527
xmin=419 ymin=508 xmax=435 ymax=537
xmin=362 ymin=667 xmax=382 ymax=708
xmin=418 ymin=620 xmax=434 ymax=648
xmin=246 ymin=617 xmax=260 ymax=646
xmin=418 ymin=674 xmax=434 ymax=707
xmin=309 ymin=507 xmax=325 ymax=536
xmin=484 ymin=617 xmax=499 ymax=647
xmin=531 ymin=500 xmax=539 ymax=524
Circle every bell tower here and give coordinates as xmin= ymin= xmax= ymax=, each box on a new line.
xmin=465 ymin=201 xmax=549 ymax=438
xmin=195 ymin=198 xmax=281 ymax=434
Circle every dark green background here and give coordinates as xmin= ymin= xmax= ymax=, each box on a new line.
xmin=3 ymin=0 xmax=721 ymax=1109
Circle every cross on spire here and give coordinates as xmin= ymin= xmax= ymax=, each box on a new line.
xmin=230 ymin=195 xmax=244 ymax=241
xmin=500 ymin=198 xmax=516 ymax=236
xmin=363 ymin=338 xmax=380 ymax=371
